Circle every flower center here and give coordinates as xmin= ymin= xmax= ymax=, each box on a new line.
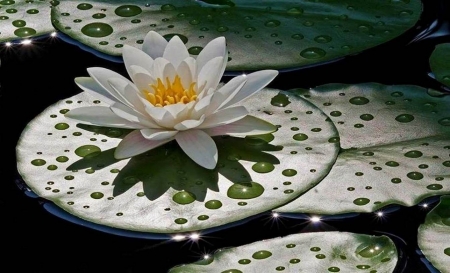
xmin=145 ymin=75 xmax=197 ymax=107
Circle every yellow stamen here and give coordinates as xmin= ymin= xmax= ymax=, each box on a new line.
xmin=144 ymin=75 xmax=197 ymax=107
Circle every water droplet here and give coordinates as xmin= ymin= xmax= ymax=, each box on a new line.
xmin=227 ymin=182 xmax=264 ymax=199
xmin=90 ymin=192 xmax=104 ymax=199
xmin=360 ymin=114 xmax=374 ymax=121
xmin=290 ymin=258 xmax=300 ymax=264
xmin=316 ymin=254 xmax=326 ymax=259
xmin=391 ymin=178 xmax=402 ymax=184
xmin=65 ymin=175 xmax=74 ymax=180
xmin=188 ymin=46 xmax=203 ymax=55
xmin=205 ymin=200 xmax=222 ymax=209
xmin=172 ymin=191 xmax=196 ymax=205
xmin=115 ymin=5 xmax=142 ymax=17
xmin=6 ymin=8 xmax=17 ymax=13
xmin=221 ymin=270 xmax=242 ymax=273
xmin=81 ymin=22 xmax=113 ymax=37
xmin=293 ymin=133 xmax=308 ymax=141
xmin=356 ymin=265 xmax=371 ymax=269
xmin=324 ymin=137 xmax=338 ymax=144
xmin=194 ymin=215 xmax=208 ymax=221
xmin=310 ymin=247 xmax=321 ymax=251
xmin=385 ymin=161 xmax=399 ymax=167
xmin=353 ymin=198 xmax=370 ymax=205
xmin=56 ymin=156 xmax=69 ymax=163
xmin=287 ymin=7 xmax=303 ymax=15
xmin=282 ymin=169 xmax=297 ymax=177
xmin=252 ymin=162 xmax=275 ymax=173
xmin=311 ymin=128 xmax=322 ymax=132
xmin=328 ymin=267 xmax=340 ymax=272
xmin=314 ymin=35 xmax=332 ymax=43
xmin=238 ymin=259 xmax=251 ymax=264
xmin=75 ymin=145 xmax=101 ymax=158
xmin=217 ymin=26 xmax=229 ymax=32
xmin=403 ymin=150 xmax=423 ymax=158
xmin=330 ymin=111 xmax=342 ymax=117
xmin=438 ymin=117 xmax=450 ymax=126
xmin=77 ymin=3 xmax=93 ymax=10
xmin=0 ymin=0 xmax=15 ymax=4
xmin=174 ymin=218 xmax=187 ymax=224
xmin=252 ymin=250 xmax=272 ymax=259
xmin=395 ymin=114 xmax=414 ymax=123
xmin=92 ymin=13 xmax=106 ymax=19
xmin=303 ymin=21 xmax=314 ymax=27
xmin=161 ymin=4 xmax=176 ymax=11
xmin=300 ymin=47 xmax=326 ymax=59
xmin=444 ymin=248 xmax=450 ymax=256
xmin=264 ymin=20 xmax=281 ymax=27
xmin=270 ymin=93 xmax=291 ymax=107
xmin=275 ymin=266 xmax=285 ymax=271
xmin=12 ymin=20 xmax=26 ymax=27
xmin=14 ymin=27 xmax=37 ymax=38
xmin=349 ymin=97 xmax=369 ymax=105
xmin=31 ymin=159 xmax=46 ymax=166
xmin=427 ymin=184 xmax=443 ymax=190
xmin=407 ymin=172 xmax=423 ymax=180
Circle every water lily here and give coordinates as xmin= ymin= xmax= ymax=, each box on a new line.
xmin=66 ymin=31 xmax=278 ymax=169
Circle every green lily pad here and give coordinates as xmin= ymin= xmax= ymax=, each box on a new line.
xmin=16 ymin=88 xmax=339 ymax=233
xmin=0 ymin=0 xmax=56 ymax=42
xmin=430 ymin=43 xmax=450 ymax=88
xmin=275 ymin=83 xmax=450 ymax=214
xmin=418 ymin=195 xmax=450 ymax=273
xmin=169 ymin=231 xmax=398 ymax=272
xmin=51 ymin=0 xmax=421 ymax=71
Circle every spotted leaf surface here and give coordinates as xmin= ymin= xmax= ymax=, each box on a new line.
xmin=51 ymin=0 xmax=421 ymax=71
xmin=418 ymin=195 xmax=450 ymax=273
xmin=430 ymin=43 xmax=450 ymax=89
xmin=16 ymin=88 xmax=339 ymax=233
xmin=0 ymin=0 xmax=56 ymax=42
xmin=276 ymin=83 xmax=450 ymax=214
xmin=169 ymin=232 xmax=398 ymax=273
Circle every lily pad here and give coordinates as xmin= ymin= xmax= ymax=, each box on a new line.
xmin=51 ymin=0 xmax=421 ymax=71
xmin=275 ymin=83 xmax=450 ymax=214
xmin=16 ymin=88 xmax=339 ymax=233
xmin=418 ymin=195 xmax=450 ymax=273
xmin=169 ymin=231 xmax=398 ymax=272
xmin=430 ymin=43 xmax=450 ymax=88
xmin=0 ymin=0 xmax=56 ymax=42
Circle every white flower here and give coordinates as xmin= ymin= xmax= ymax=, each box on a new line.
xmin=66 ymin=31 xmax=278 ymax=169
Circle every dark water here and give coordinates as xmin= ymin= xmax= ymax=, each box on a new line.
xmin=2 ymin=0 xmax=449 ymax=272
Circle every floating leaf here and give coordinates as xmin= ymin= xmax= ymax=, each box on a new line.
xmin=430 ymin=43 xmax=450 ymax=88
xmin=16 ymin=88 xmax=339 ymax=233
xmin=418 ymin=195 xmax=450 ymax=273
xmin=276 ymin=83 xmax=450 ymax=214
xmin=169 ymin=231 xmax=398 ymax=272
xmin=0 ymin=0 xmax=56 ymax=42
xmin=51 ymin=0 xmax=421 ymax=70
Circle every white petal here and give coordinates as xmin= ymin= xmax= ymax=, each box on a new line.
xmin=115 ymin=130 xmax=173 ymax=159
xmin=123 ymin=44 xmax=154 ymax=79
xmin=132 ymin=71 xmax=156 ymax=94
xmin=87 ymin=67 xmax=133 ymax=105
xmin=197 ymin=57 xmax=224 ymax=95
xmin=163 ymin=35 xmax=189 ymax=68
xmin=205 ymin=75 xmax=247 ymax=115
xmin=196 ymin=36 xmax=226 ymax=76
xmin=145 ymin=105 xmax=176 ymax=128
xmin=75 ymin=77 xmax=117 ymax=105
xmin=173 ymin=115 xmax=205 ymax=130
xmin=164 ymin=103 xmax=188 ymax=120
xmin=65 ymin=106 xmax=143 ymax=129
xmin=220 ymin=70 xmax=278 ymax=109
xmin=140 ymin=128 xmax=178 ymax=140
xmin=142 ymin=31 xmax=168 ymax=59
xmin=162 ymin=62 xmax=177 ymax=83
xmin=198 ymin=106 xmax=248 ymax=128
xmin=175 ymin=130 xmax=218 ymax=169
xmin=108 ymin=78 xmax=147 ymax=114
xmin=151 ymin=58 xmax=170 ymax=80
xmin=203 ymin=115 xmax=277 ymax=136
xmin=110 ymin=103 xmax=161 ymax=128
xmin=190 ymin=93 xmax=213 ymax=119
xmin=176 ymin=59 xmax=193 ymax=89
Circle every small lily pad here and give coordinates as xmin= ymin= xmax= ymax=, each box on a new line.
xmin=51 ymin=0 xmax=421 ymax=71
xmin=169 ymin=231 xmax=398 ymax=272
xmin=16 ymin=88 xmax=339 ymax=233
xmin=0 ymin=0 xmax=56 ymax=42
xmin=418 ymin=195 xmax=450 ymax=273
xmin=430 ymin=43 xmax=450 ymax=88
xmin=276 ymin=83 xmax=450 ymax=214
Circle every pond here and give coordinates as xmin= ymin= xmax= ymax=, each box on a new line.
xmin=2 ymin=0 xmax=450 ymax=272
